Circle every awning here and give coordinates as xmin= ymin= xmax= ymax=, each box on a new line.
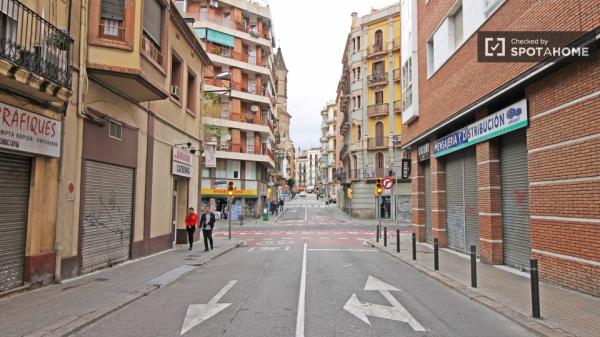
xmin=194 ymin=28 xmax=235 ymax=48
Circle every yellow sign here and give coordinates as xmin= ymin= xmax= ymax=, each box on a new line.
xmin=201 ymin=188 xmax=257 ymax=196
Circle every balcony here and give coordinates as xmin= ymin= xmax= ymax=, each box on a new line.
xmin=214 ymin=142 xmax=275 ymax=167
xmin=367 ymin=103 xmax=388 ymax=117
xmin=393 ymin=37 xmax=401 ymax=51
xmin=367 ymin=44 xmax=387 ymax=57
xmin=204 ymin=78 xmax=272 ymax=106
xmin=393 ymin=68 xmax=401 ymax=82
xmin=190 ymin=12 xmax=271 ymax=47
xmin=394 ymin=100 xmax=401 ymax=114
xmin=367 ymin=137 xmax=389 ymax=150
xmin=368 ymin=72 xmax=387 ymax=87
xmin=0 ymin=0 xmax=73 ymax=101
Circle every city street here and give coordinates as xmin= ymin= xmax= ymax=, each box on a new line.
xmin=70 ymin=195 xmax=533 ymax=337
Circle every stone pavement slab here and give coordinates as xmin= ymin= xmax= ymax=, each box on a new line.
xmin=0 ymin=238 xmax=241 ymax=337
xmin=368 ymin=230 xmax=600 ymax=337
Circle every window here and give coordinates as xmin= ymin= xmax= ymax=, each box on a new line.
xmin=356 ymin=37 xmax=360 ymax=51
xmin=108 ymin=120 xmax=123 ymax=140
xmin=0 ymin=9 xmax=17 ymax=47
xmin=374 ymin=30 xmax=383 ymax=52
xmin=375 ymin=91 xmax=384 ymax=104
xmin=352 ymin=68 xmax=356 ymax=81
xmin=401 ymin=57 xmax=413 ymax=111
xmin=186 ymin=69 xmax=196 ymax=113
xmin=452 ymin=4 xmax=463 ymax=50
xmin=100 ymin=0 xmax=125 ymax=38
xmin=426 ymin=38 xmax=434 ymax=76
xmin=352 ymin=97 xmax=356 ymax=109
xmin=143 ymin=0 xmax=164 ymax=64
xmin=357 ymin=67 xmax=361 ymax=79
xmin=357 ymin=125 xmax=361 ymax=141
xmin=373 ymin=61 xmax=384 ymax=77
xmin=171 ymin=52 xmax=182 ymax=101
xmin=356 ymin=95 xmax=361 ymax=109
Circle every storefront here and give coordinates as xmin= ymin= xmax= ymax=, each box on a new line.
xmin=201 ymin=187 xmax=259 ymax=218
xmin=172 ymin=147 xmax=193 ymax=245
xmin=0 ymin=102 xmax=61 ymax=291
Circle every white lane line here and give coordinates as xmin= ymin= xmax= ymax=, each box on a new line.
xmin=304 ymin=207 xmax=308 ymax=223
xmin=208 ymin=280 xmax=237 ymax=304
xmin=308 ymin=249 xmax=377 ymax=252
xmin=296 ymin=243 xmax=308 ymax=337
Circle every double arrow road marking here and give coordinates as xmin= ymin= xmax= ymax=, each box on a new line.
xmin=343 ymin=276 xmax=426 ymax=331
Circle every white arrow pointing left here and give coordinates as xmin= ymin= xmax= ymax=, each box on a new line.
xmin=180 ymin=280 xmax=237 ymax=335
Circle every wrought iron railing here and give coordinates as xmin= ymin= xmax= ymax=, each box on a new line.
xmin=368 ymin=72 xmax=388 ymax=86
xmin=0 ymin=0 xmax=73 ymax=88
xmin=367 ymin=103 xmax=388 ymax=117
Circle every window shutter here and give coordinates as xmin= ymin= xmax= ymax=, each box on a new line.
xmin=144 ymin=0 xmax=163 ymax=46
xmin=101 ymin=0 xmax=125 ymax=21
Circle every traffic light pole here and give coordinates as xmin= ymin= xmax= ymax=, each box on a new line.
xmin=227 ymin=197 xmax=232 ymax=240
xmin=377 ymin=195 xmax=381 ymax=239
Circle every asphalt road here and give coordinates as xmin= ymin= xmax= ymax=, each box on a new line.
xmin=73 ymin=195 xmax=534 ymax=337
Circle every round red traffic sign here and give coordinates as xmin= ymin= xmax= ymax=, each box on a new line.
xmin=382 ymin=177 xmax=394 ymax=190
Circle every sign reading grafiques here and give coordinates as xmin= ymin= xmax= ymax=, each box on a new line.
xmin=0 ymin=103 xmax=61 ymax=157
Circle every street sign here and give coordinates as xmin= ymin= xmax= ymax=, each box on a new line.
xmin=181 ymin=280 xmax=237 ymax=335
xmin=401 ymin=159 xmax=411 ymax=179
xmin=343 ymin=276 xmax=425 ymax=331
xmin=382 ymin=177 xmax=394 ymax=190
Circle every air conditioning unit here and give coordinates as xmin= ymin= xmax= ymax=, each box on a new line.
xmin=171 ymin=85 xmax=181 ymax=98
xmin=209 ymin=0 xmax=219 ymax=8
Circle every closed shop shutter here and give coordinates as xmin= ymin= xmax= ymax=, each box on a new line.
xmin=81 ymin=161 xmax=134 ymax=274
xmin=0 ymin=153 xmax=30 ymax=292
xmin=501 ymin=129 xmax=531 ymax=270
xmin=424 ymin=162 xmax=432 ymax=243
xmin=445 ymin=151 xmax=465 ymax=252
xmin=463 ymin=147 xmax=479 ymax=254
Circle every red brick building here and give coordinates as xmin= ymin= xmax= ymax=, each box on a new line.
xmin=400 ymin=0 xmax=599 ymax=296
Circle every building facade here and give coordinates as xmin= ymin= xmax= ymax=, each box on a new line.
xmin=319 ymin=102 xmax=337 ymax=201
xmin=274 ymin=47 xmax=295 ymax=199
xmin=337 ymin=5 xmax=410 ymax=220
xmin=185 ymin=0 xmax=278 ymax=218
xmin=402 ymin=0 xmax=600 ymax=296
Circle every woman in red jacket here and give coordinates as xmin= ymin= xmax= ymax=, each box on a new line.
xmin=185 ymin=207 xmax=198 ymax=250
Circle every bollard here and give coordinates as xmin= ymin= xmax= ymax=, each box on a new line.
xmin=434 ymin=238 xmax=439 ymax=271
xmin=396 ymin=229 xmax=400 ymax=253
xmin=376 ymin=225 xmax=379 ymax=242
xmin=384 ymin=227 xmax=387 ymax=247
xmin=470 ymin=245 xmax=477 ymax=288
xmin=412 ymin=233 xmax=416 ymax=260
xmin=530 ymin=259 xmax=541 ymax=318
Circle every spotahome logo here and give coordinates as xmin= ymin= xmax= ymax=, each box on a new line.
xmin=478 ymin=31 xmax=595 ymax=62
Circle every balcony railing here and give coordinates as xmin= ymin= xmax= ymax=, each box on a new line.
xmin=0 ymin=0 xmax=73 ymax=88
xmin=393 ymin=37 xmax=401 ymax=50
xmin=204 ymin=42 xmax=259 ymax=66
xmin=367 ymin=136 xmax=389 ymax=149
xmin=367 ymin=103 xmax=388 ymax=117
xmin=368 ymin=43 xmax=387 ymax=56
xmin=393 ymin=68 xmax=401 ymax=82
xmin=337 ymin=166 xmax=409 ymax=180
xmin=368 ymin=72 xmax=387 ymax=86
xmin=217 ymin=142 xmax=271 ymax=158
xmin=394 ymin=100 xmax=401 ymax=114
xmin=142 ymin=35 xmax=163 ymax=65
xmin=188 ymin=12 xmax=236 ymax=29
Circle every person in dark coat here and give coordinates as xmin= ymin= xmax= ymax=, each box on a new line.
xmin=199 ymin=206 xmax=216 ymax=251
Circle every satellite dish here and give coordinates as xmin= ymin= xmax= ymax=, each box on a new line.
xmin=250 ymin=105 xmax=259 ymax=112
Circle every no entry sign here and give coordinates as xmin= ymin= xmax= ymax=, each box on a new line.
xmin=382 ymin=177 xmax=394 ymax=190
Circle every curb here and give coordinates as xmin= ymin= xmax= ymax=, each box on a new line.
xmin=29 ymin=241 xmax=242 ymax=337
xmin=367 ymin=240 xmax=571 ymax=337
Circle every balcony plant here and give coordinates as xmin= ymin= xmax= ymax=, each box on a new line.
xmin=46 ymin=30 xmax=70 ymax=51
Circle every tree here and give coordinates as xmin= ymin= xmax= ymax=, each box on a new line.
xmin=287 ymin=178 xmax=296 ymax=190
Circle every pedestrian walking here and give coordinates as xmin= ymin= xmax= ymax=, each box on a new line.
xmin=185 ymin=207 xmax=198 ymax=250
xmin=199 ymin=206 xmax=215 ymax=251
xmin=279 ymin=198 xmax=284 ymax=212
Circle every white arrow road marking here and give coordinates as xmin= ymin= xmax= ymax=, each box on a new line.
xmin=343 ymin=276 xmax=426 ymax=332
xmin=180 ymin=280 xmax=237 ymax=335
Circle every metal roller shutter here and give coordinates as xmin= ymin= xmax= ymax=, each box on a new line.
xmin=0 ymin=153 xmax=30 ymax=292
xmin=81 ymin=160 xmax=134 ymax=274
xmin=501 ymin=129 xmax=531 ymax=270
xmin=446 ymin=151 xmax=465 ymax=252
xmin=463 ymin=147 xmax=479 ymax=254
xmin=424 ymin=162 xmax=432 ymax=243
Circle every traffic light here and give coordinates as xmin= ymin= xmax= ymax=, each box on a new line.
xmin=375 ymin=178 xmax=383 ymax=196
xmin=347 ymin=188 xmax=353 ymax=199
xmin=227 ymin=181 xmax=234 ymax=198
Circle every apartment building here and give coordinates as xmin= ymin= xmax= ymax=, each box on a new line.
xmin=274 ymin=46 xmax=295 ymax=197
xmin=319 ymin=101 xmax=337 ymax=201
xmin=0 ymin=0 xmax=212 ymax=292
xmin=337 ymin=5 xmax=410 ymax=220
xmin=295 ymin=148 xmax=321 ymax=192
xmin=184 ymin=0 xmax=277 ymax=218
xmin=402 ymin=0 xmax=599 ymax=296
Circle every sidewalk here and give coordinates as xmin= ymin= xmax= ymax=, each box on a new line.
xmin=0 ymin=238 xmax=241 ymax=337
xmin=368 ymin=230 xmax=600 ymax=337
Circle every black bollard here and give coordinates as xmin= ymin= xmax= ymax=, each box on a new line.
xmin=384 ymin=227 xmax=387 ymax=247
xmin=396 ymin=229 xmax=400 ymax=253
xmin=470 ymin=245 xmax=477 ymax=288
xmin=376 ymin=225 xmax=379 ymax=242
xmin=530 ymin=259 xmax=541 ymax=318
xmin=412 ymin=233 xmax=416 ymax=260
xmin=434 ymin=238 xmax=439 ymax=270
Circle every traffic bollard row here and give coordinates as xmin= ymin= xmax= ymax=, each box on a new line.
xmin=470 ymin=245 xmax=477 ymax=288
xmin=412 ymin=233 xmax=416 ymax=260
xmin=376 ymin=225 xmax=379 ymax=242
xmin=531 ymin=259 xmax=541 ymax=318
xmin=433 ymin=238 xmax=439 ymax=271
xmin=384 ymin=227 xmax=387 ymax=247
xmin=396 ymin=229 xmax=400 ymax=253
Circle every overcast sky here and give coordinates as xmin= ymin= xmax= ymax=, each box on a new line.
xmin=268 ymin=0 xmax=399 ymax=150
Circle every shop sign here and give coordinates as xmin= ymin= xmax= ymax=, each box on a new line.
xmin=401 ymin=159 xmax=411 ymax=179
xmin=173 ymin=147 xmax=193 ymax=178
xmin=204 ymin=142 xmax=216 ymax=168
xmin=417 ymin=143 xmax=430 ymax=162
xmin=433 ymin=99 xmax=528 ymax=157
xmin=201 ymin=188 xmax=257 ymax=196
xmin=0 ymin=103 xmax=61 ymax=157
